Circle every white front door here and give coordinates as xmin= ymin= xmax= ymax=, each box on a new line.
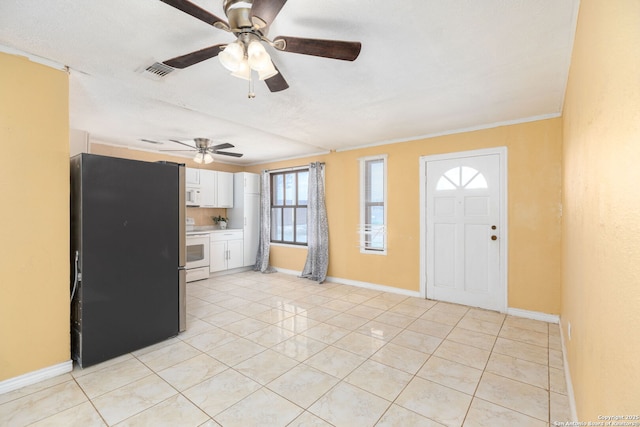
xmin=421 ymin=148 xmax=506 ymax=312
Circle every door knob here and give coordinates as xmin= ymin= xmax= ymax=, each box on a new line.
xmin=491 ymin=235 xmax=498 ymax=241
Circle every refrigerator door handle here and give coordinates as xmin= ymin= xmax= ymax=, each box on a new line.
xmin=179 ymin=268 xmax=186 ymax=332
xmin=178 ymin=165 xmax=186 ymax=268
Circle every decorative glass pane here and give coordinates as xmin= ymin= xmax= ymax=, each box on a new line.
xmin=283 ymin=207 xmax=294 ymax=241
xmin=274 ymin=174 xmax=284 ymax=205
xmin=437 ymin=167 xmax=488 ymax=190
xmin=444 ymin=167 xmax=461 ymax=186
xmin=461 ymin=167 xmax=477 ymax=187
xmin=465 ymin=174 xmax=488 ymax=189
xmin=298 ymin=171 xmax=308 ymax=205
xmin=296 ymin=207 xmax=307 ymax=244
xmin=436 ymin=177 xmax=457 ymax=191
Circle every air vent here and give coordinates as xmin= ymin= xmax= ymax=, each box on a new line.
xmin=144 ymin=62 xmax=175 ymax=78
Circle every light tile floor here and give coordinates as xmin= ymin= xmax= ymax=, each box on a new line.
xmin=0 ymin=271 xmax=571 ymax=426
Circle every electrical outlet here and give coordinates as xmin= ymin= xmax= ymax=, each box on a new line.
xmin=568 ymin=322 xmax=572 ymax=340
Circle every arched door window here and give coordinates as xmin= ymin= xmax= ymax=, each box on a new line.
xmin=436 ymin=166 xmax=488 ymax=191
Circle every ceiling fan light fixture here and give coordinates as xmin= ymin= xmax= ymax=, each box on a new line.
xmin=193 ymin=151 xmax=214 ymax=164
xmin=159 ymin=0 xmax=363 ymax=95
xmin=247 ymin=40 xmax=271 ymax=71
xmin=219 ymin=41 xmax=244 ymax=72
xmin=225 ymin=0 xmax=252 ymax=10
xmin=258 ymin=60 xmax=278 ymax=80
xmin=231 ymin=58 xmax=251 ymax=80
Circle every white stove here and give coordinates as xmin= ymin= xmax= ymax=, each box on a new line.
xmin=185 ymin=218 xmax=209 ymax=282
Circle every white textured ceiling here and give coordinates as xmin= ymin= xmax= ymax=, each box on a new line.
xmin=0 ymin=0 xmax=579 ymax=164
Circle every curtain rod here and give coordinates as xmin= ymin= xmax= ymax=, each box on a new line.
xmin=264 ymin=162 xmax=325 ymax=173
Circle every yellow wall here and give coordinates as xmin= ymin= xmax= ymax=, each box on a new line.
xmin=90 ymin=142 xmax=244 ymax=225
xmin=248 ymin=117 xmax=563 ymax=314
xmin=0 ymin=53 xmax=70 ymax=380
xmin=90 ymin=141 xmax=243 ymax=173
xmin=561 ymin=0 xmax=640 ymax=418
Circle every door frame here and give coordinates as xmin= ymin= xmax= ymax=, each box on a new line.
xmin=419 ymin=146 xmax=508 ymax=312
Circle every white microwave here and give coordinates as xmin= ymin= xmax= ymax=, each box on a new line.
xmin=186 ymin=187 xmax=201 ymax=206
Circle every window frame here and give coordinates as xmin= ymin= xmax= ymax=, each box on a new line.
xmin=359 ymin=154 xmax=388 ymax=255
xmin=269 ymin=168 xmax=309 ymax=246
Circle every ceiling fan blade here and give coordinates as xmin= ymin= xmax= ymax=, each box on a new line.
xmin=264 ymin=63 xmax=289 ymax=92
xmin=140 ymin=139 xmax=164 ymax=145
xmin=160 ymin=149 xmax=197 ymax=152
xmin=170 ymin=139 xmax=197 ymax=149
xmin=273 ymin=36 xmax=362 ymax=61
xmin=214 ymin=151 xmax=244 ymax=158
xmin=159 ymin=0 xmax=229 ymax=30
xmin=251 ymin=0 xmax=287 ymax=28
xmin=163 ymin=45 xmax=224 ymax=68
xmin=210 ymin=143 xmax=234 ymax=151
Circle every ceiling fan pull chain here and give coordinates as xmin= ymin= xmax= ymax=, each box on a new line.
xmin=248 ymin=70 xmax=256 ymax=99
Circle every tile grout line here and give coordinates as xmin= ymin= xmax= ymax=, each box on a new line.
xmin=357 ymin=301 xmax=468 ymax=426
xmin=8 ymin=272 xmax=569 ymax=426
xmin=460 ymin=310 xmax=507 ymax=426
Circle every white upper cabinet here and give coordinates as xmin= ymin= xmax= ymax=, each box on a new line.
xmin=216 ymin=172 xmax=234 ymax=208
xmin=228 ymin=172 xmax=260 ymax=267
xmin=244 ymin=172 xmax=260 ymax=194
xmin=199 ymin=170 xmax=216 ymax=207
xmin=185 ymin=168 xmax=200 ymax=186
xmin=191 ymin=168 xmax=234 ymax=208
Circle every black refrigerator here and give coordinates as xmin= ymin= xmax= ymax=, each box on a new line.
xmin=70 ymin=153 xmax=186 ymax=368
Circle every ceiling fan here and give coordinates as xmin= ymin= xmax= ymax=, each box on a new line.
xmin=144 ymin=138 xmax=243 ymax=163
xmin=158 ymin=0 xmax=362 ymax=93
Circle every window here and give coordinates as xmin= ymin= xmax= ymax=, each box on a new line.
xmin=436 ymin=166 xmax=488 ymax=191
xmin=270 ymin=169 xmax=309 ymax=245
xmin=360 ymin=155 xmax=387 ymax=254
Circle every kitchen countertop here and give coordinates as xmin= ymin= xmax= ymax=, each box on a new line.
xmin=186 ymin=226 xmax=242 ymax=235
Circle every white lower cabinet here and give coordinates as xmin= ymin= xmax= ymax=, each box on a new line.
xmin=210 ymin=230 xmax=243 ymax=273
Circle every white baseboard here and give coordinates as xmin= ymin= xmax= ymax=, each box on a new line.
xmin=559 ymin=318 xmax=579 ymax=421
xmin=326 ymin=276 xmax=422 ymax=298
xmin=506 ymin=307 xmax=560 ymax=324
xmin=276 ymin=270 xmax=568 ymax=312
xmin=0 ymin=360 xmax=73 ymax=395
xmin=271 ymin=267 xmax=301 ymax=277
xmin=274 ymin=268 xmax=421 ymax=298
xmin=209 ymin=266 xmax=252 ymax=278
